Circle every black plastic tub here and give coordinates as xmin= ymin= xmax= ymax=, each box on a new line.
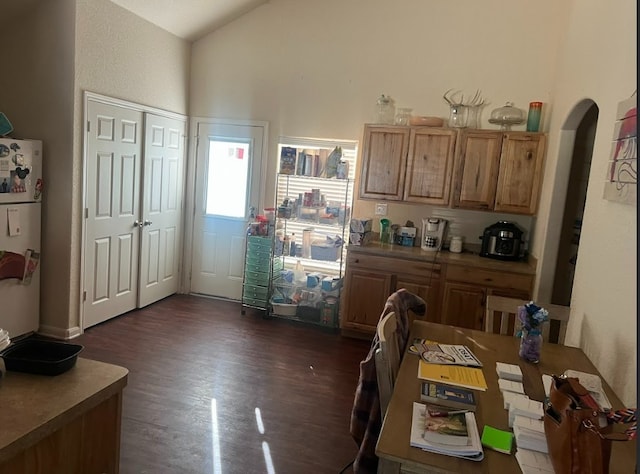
xmin=1 ymin=340 xmax=83 ymax=376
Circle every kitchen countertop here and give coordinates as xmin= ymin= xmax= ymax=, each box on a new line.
xmin=0 ymin=357 xmax=128 ymax=464
xmin=347 ymin=242 xmax=537 ymax=274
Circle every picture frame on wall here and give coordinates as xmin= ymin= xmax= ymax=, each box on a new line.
xmin=603 ymin=93 xmax=637 ymax=205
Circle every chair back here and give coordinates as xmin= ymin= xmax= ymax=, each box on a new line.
xmin=484 ymin=295 xmax=570 ymax=344
xmin=374 ymin=312 xmax=400 ymax=417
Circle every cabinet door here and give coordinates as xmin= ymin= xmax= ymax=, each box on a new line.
xmin=441 ymin=282 xmax=485 ymax=330
xmin=404 ymin=128 xmax=457 ymax=205
xmin=495 ymin=133 xmax=546 ymax=214
xmin=359 ymin=125 xmax=410 ymax=200
xmin=341 ymin=268 xmax=392 ymax=332
xmin=451 ymin=130 xmax=502 ymax=210
xmin=394 ymin=275 xmax=441 ymax=325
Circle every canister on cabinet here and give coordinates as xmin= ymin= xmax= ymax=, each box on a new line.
xmin=449 ymin=236 xmax=463 ymax=253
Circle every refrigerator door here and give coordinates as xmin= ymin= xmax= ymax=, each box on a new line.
xmin=0 ymin=138 xmax=42 ymax=204
xmin=0 ymin=202 xmax=41 ymax=337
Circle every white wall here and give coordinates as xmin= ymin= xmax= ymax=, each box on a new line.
xmin=0 ymin=0 xmax=77 ymax=336
xmin=191 ymin=0 xmax=636 ymax=404
xmin=61 ymin=0 xmax=191 ymax=335
xmin=533 ymin=0 xmax=637 ymax=405
xmin=0 ymin=0 xmax=191 ymax=337
xmin=190 ymin=0 xmax=569 ymax=240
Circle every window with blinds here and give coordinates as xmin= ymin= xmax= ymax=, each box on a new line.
xmin=275 ymin=136 xmax=358 ymax=275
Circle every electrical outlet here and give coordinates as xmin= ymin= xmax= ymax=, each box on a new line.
xmin=375 ymin=203 xmax=388 ymax=216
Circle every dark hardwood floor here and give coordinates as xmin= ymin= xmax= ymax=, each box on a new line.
xmin=74 ymin=294 xmax=371 ymax=474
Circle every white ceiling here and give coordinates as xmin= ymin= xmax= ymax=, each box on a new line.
xmin=109 ymin=0 xmax=268 ymax=41
xmin=2 ymin=0 xmax=267 ymax=42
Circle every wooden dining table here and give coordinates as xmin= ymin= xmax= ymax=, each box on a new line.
xmin=376 ymin=320 xmax=637 ymax=473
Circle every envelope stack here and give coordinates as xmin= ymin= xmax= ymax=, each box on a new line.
xmin=495 ymin=362 xmax=554 ymax=473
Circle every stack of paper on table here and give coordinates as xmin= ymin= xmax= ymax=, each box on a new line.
xmin=410 ymin=402 xmax=484 ymax=461
xmin=508 ymin=397 xmax=543 ymax=427
xmin=503 ymin=391 xmax=529 ymax=410
xmin=515 ymin=448 xmax=554 ymax=474
xmin=541 ymin=374 xmax=553 ymax=401
xmin=498 ymin=379 xmax=525 ymax=394
xmin=513 ymin=415 xmax=548 ymax=453
xmin=564 ymin=369 xmax=612 ymax=409
xmin=496 ymin=362 xmax=523 ymax=381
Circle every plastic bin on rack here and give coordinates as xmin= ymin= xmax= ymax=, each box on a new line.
xmin=311 ymin=244 xmax=342 ymax=261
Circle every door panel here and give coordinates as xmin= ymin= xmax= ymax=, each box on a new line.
xmin=138 ymin=113 xmax=186 ymax=307
xmin=190 ymin=122 xmax=265 ymax=300
xmin=84 ymin=101 xmax=142 ymax=328
xmin=441 ymin=282 xmax=485 ymax=330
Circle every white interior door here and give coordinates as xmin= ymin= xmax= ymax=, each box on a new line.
xmin=138 ymin=113 xmax=186 ymax=307
xmin=83 ymin=100 xmax=142 ymax=328
xmin=190 ymin=121 xmax=266 ymax=300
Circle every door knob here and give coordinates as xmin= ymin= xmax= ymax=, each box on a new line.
xmin=143 ymin=220 xmax=153 ymax=226
xmin=133 ymin=220 xmax=143 ymax=228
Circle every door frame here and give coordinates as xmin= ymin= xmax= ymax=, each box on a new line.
xmin=80 ymin=91 xmax=188 ymax=332
xmin=534 ymin=99 xmax=597 ymax=304
xmin=183 ymin=117 xmax=269 ymax=295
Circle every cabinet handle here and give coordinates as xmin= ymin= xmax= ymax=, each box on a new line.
xmin=422 ymin=154 xmax=428 ymax=161
xmin=526 ymin=151 xmax=533 ymax=160
xmin=354 ymin=258 xmax=359 ymax=263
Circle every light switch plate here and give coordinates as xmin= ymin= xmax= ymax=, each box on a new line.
xmin=375 ymin=203 xmax=388 ymax=215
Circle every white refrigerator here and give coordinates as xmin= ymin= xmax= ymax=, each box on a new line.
xmin=0 ymin=138 xmax=42 ymax=339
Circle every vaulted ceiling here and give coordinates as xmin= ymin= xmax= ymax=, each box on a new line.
xmin=3 ymin=0 xmax=267 ymax=42
xmin=109 ymin=0 xmax=268 ymax=41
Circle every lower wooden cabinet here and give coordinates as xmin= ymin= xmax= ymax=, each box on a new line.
xmin=394 ymin=275 xmax=440 ymax=325
xmin=341 ymin=267 xmax=392 ymax=333
xmin=441 ymin=282 xmax=485 ymax=330
xmin=340 ymin=252 xmax=441 ymax=336
xmin=440 ymin=264 xmax=533 ymax=331
xmin=340 ymin=250 xmax=535 ymax=337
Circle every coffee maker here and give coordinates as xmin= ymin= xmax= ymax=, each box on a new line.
xmin=421 ymin=218 xmax=447 ymax=251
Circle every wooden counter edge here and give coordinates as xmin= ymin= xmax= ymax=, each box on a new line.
xmin=347 ymin=244 xmax=536 ymax=275
xmin=0 ymin=360 xmax=129 ymax=465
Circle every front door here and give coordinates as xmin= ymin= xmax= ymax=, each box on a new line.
xmin=190 ymin=121 xmax=267 ymax=300
xmin=138 ymin=113 xmax=186 ymax=307
xmin=83 ymin=100 xmax=143 ymax=328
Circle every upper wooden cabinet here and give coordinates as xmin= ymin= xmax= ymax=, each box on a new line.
xmin=359 ymin=125 xmax=457 ymax=205
xmin=451 ymin=130 xmax=546 ymax=215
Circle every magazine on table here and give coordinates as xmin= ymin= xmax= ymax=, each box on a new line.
xmin=418 ymin=360 xmax=488 ymax=391
xmin=410 ymin=340 xmax=483 ymax=367
xmin=410 ymin=402 xmax=484 ymax=461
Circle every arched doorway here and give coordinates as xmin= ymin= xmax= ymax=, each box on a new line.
xmin=550 ymin=101 xmax=599 ymax=305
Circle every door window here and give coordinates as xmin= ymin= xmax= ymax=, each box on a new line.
xmin=206 ymin=140 xmax=251 ymax=218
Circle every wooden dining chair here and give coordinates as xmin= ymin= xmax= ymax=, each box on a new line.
xmin=374 ymin=312 xmax=401 ymax=417
xmin=484 ymin=295 xmax=571 ymax=344
xmin=374 ymin=311 xmax=402 ymax=474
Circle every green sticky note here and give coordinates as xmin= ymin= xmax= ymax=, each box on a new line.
xmin=481 ymin=425 xmax=513 ymax=454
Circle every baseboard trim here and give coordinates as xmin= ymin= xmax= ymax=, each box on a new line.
xmin=38 ymin=325 xmax=83 ymax=340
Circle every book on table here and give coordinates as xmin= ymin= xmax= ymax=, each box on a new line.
xmin=420 ymin=382 xmax=477 ymax=411
xmin=480 ymin=425 xmax=513 ymax=454
xmin=410 ymin=402 xmax=484 ymax=461
xmin=418 ymin=360 xmax=488 ymax=391
xmin=410 ymin=340 xmax=482 ymax=367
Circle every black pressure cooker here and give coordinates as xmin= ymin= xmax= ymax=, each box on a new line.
xmin=479 ymin=221 xmax=524 ymax=261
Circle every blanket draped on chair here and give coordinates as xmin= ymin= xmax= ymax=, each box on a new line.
xmin=349 ymin=289 xmax=427 ymax=474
